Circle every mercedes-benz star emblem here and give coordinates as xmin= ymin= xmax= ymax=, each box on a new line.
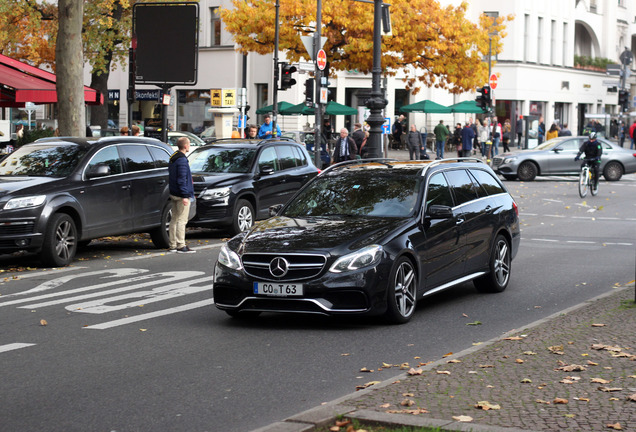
xmin=269 ymin=257 xmax=289 ymax=278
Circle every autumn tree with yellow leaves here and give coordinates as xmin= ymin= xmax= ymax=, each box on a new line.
xmin=221 ymin=0 xmax=511 ymax=94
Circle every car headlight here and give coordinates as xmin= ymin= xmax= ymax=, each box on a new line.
xmin=503 ymin=157 xmax=517 ymax=164
xmin=218 ymin=243 xmax=243 ymax=270
xmin=329 ymin=245 xmax=383 ymax=273
xmin=3 ymin=195 xmax=46 ymax=210
xmin=200 ymin=187 xmax=231 ymax=200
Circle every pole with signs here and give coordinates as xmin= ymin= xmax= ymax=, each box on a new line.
xmin=313 ymin=0 xmax=323 ymax=168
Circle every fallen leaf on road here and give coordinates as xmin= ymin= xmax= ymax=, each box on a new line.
xmin=39 ymin=319 xmax=47 ymax=326
xmin=535 ymin=399 xmax=551 ymax=405
xmin=599 ymin=387 xmax=623 ymax=392
xmin=359 ymin=367 xmax=373 ymax=373
xmin=452 ymin=415 xmax=473 ymax=422
xmin=475 ymin=401 xmax=500 ymax=410
xmin=447 ymin=359 xmax=461 ymax=363
xmin=588 ymin=361 xmax=599 ymax=366
xmin=574 ymin=397 xmax=590 ymax=402
xmin=379 ymin=403 xmax=391 ymax=408
xmin=627 ymin=394 xmax=636 ymax=402
xmin=607 ymin=422 xmax=623 ymax=430
xmin=592 ymin=378 xmax=611 ymax=384
xmin=503 ymin=336 xmax=524 ymax=341
xmin=399 ymin=363 xmax=410 ymax=369
xmin=591 ymin=323 xmax=606 ymax=327
xmin=557 ymin=364 xmax=587 ymax=372
xmin=523 ymin=351 xmax=537 ymax=355
xmin=466 ymin=321 xmax=482 ymax=326
xmin=479 ymin=364 xmax=495 ymax=368
xmin=549 ymin=345 xmax=565 ymax=355
xmin=442 ymin=352 xmax=453 ymax=357
xmin=356 ymin=381 xmax=380 ymax=390
xmin=403 ymin=393 xmax=414 ymax=397
xmin=521 ymin=378 xmax=532 ymax=384
xmin=401 ymin=399 xmax=415 ymax=407
xmin=382 ymin=362 xmax=392 ymax=368
xmin=515 ymin=359 xmax=524 ymax=364
xmin=407 ymin=368 xmax=423 ymax=376
xmin=437 ymin=370 xmax=451 ymax=375
xmin=554 ymin=398 xmax=569 ymax=404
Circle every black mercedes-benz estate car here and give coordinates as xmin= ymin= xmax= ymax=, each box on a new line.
xmin=187 ymin=138 xmax=319 ymax=235
xmin=213 ymin=158 xmax=521 ymax=324
xmin=0 ymin=136 xmax=173 ymax=266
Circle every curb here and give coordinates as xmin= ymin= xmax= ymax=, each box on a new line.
xmin=250 ymin=285 xmax=634 ymax=432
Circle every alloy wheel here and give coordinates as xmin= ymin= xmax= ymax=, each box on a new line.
xmin=493 ymin=239 xmax=510 ymax=287
xmin=393 ymin=261 xmax=416 ymax=318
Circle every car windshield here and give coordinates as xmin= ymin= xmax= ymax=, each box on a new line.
xmin=283 ymin=171 xmax=422 ymax=218
xmin=534 ymin=137 xmax=567 ymax=151
xmin=0 ymin=144 xmax=87 ymax=177
xmin=189 ymin=147 xmax=256 ymax=173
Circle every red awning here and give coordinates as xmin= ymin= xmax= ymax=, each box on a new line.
xmin=0 ymin=53 xmax=102 ymax=107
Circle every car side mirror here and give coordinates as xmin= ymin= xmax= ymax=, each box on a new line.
xmin=426 ymin=204 xmax=453 ymax=219
xmin=86 ymin=163 xmax=111 ymax=179
xmin=260 ymin=166 xmax=275 ymax=175
xmin=553 ymin=148 xmax=562 ymax=153
xmin=269 ymin=204 xmax=284 ymax=217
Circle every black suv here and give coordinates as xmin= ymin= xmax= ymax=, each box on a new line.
xmin=187 ymin=138 xmax=319 ymax=235
xmin=214 ymin=158 xmax=521 ymax=324
xmin=0 ymin=136 xmax=173 ymax=266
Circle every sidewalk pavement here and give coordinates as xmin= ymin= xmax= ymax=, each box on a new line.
xmin=253 ymin=283 xmax=636 ymax=432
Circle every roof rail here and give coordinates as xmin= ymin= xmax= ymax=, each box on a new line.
xmin=320 ymin=158 xmax=399 ymax=174
xmin=421 ymin=156 xmax=486 ymax=176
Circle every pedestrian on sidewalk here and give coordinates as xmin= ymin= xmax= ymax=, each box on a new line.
xmin=433 ymin=120 xmax=449 ymax=159
xmin=478 ymin=118 xmax=490 ymax=158
xmin=332 ymin=128 xmax=357 ymax=163
xmin=451 ymin=123 xmax=462 ymax=156
xmin=461 ymin=122 xmax=475 ymax=157
xmin=491 ymin=117 xmax=502 ymax=157
xmin=406 ymin=124 xmax=422 ymax=160
xmin=516 ymin=115 xmax=523 ymax=149
xmin=502 ymin=119 xmax=512 ymax=152
xmin=168 ymin=137 xmax=196 ymax=254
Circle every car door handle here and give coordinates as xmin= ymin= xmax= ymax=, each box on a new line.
xmin=485 ymin=205 xmax=492 ymax=211
xmin=121 ymin=185 xmax=131 ymax=190
xmin=456 ymin=218 xmax=464 ymax=225
xmin=157 ymin=179 xmax=166 ymax=185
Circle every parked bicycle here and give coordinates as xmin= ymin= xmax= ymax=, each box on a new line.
xmin=578 ymin=159 xmax=598 ymax=198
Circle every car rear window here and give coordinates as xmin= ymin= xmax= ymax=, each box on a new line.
xmin=147 ymin=145 xmax=170 ymax=168
xmin=469 ymin=169 xmax=506 ymax=196
xmin=277 ymin=145 xmax=298 ymax=170
xmin=119 ymin=145 xmax=156 ymax=172
xmin=190 ymin=147 xmax=256 ymax=173
xmin=445 ymin=169 xmax=479 ymax=206
xmin=0 ymin=144 xmax=88 ymax=177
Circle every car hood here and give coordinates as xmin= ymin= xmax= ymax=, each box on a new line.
xmin=0 ymin=176 xmax=59 ymax=198
xmin=192 ymin=172 xmax=251 ymax=187
xmin=238 ymin=216 xmax=410 ymax=254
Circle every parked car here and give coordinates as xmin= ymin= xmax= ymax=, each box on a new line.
xmin=167 ymin=131 xmax=206 ymax=154
xmin=493 ymin=136 xmax=636 ymax=181
xmin=281 ymin=131 xmax=330 ymax=168
xmin=0 ymin=136 xmax=174 ymax=266
xmin=200 ymin=126 xmax=216 ymax=143
xmin=187 ymin=138 xmax=319 ymax=235
xmin=213 ymin=158 xmax=521 ymax=323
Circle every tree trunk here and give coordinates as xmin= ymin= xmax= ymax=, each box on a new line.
xmin=56 ymin=0 xmax=85 ymax=137
xmin=89 ymin=65 xmax=110 ymax=129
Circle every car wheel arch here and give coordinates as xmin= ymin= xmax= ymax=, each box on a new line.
xmin=41 ymin=199 xmax=85 ymax=240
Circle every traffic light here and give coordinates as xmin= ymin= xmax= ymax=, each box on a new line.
xmin=475 ymin=85 xmax=491 ymax=110
xmin=280 ymin=63 xmax=297 ymax=90
xmin=304 ymin=78 xmax=314 ymax=106
xmin=618 ymin=89 xmax=630 ymax=112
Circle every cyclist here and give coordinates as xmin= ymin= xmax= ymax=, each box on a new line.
xmin=574 ymin=132 xmax=603 ymax=188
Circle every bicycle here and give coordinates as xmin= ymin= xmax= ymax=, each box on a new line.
xmin=578 ymin=160 xmax=598 ymax=198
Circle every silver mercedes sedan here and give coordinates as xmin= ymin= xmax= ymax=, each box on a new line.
xmin=493 ymin=136 xmax=636 ymax=181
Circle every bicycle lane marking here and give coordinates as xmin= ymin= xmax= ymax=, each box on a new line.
xmin=0 ymin=343 xmax=36 ymax=354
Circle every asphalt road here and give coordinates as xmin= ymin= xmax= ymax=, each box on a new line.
xmin=0 ymin=174 xmax=634 ymax=432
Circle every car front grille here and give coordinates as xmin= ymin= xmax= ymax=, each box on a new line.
xmin=0 ymin=221 xmax=35 ymax=236
xmin=242 ymin=253 xmax=327 ymax=281
xmin=492 ymin=157 xmax=503 ymax=167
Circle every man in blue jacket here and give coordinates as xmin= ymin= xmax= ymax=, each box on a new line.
xmin=461 ymin=122 xmax=475 ymax=157
xmin=257 ymin=114 xmax=281 ymax=139
xmin=168 ymin=137 xmax=196 ymax=253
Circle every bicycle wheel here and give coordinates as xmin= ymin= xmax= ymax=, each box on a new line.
xmin=578 ymin=167 xmax=588 ymax=198
xmin=590 ymin=171 xmax=599 ymax=196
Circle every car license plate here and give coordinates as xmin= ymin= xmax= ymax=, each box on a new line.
xmin=254 ymin=282 xmax=303 ymax=296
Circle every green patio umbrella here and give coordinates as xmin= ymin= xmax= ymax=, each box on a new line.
xmin=279 ymin=101 xmax=358 ymax=116
xmin=399 ymin=99 xmax=451 ymax=114
xmin=255 ymin=101 xmax=295 ymax=114
xmin=448 ymin=100 xmax=488 ymax=114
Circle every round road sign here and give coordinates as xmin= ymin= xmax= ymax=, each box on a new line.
xmin=316 ymin=49 xmax=327 ymax=71
xmin=489 ymin=74 xmax=498 ymax=89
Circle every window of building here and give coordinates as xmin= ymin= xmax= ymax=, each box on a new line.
xmin=562 ymin=22 xmax=568 ymax=65
xmin=210 ymin=7 xmax=221 ymax=46
xmin=550 ymin=20 xmax=557 ymax=65
xmin=537 ymin=17 xmax=544 ymax=64
xmin=524 ymin=14 xmax=530 ymax=62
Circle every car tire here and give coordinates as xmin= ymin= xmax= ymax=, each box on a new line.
xmin=517 ymin=161 xmax=538 ymax=181
xmin=149 ymin=201 xmax=171 ymax=249
xmin=384 ymin=256 xmax=417 ymax=324
xmin=502 ymin=174 xmax=517 ymax=181
xmin=231 ymin=199 xmax=254 ymax=235
xmin=41 ymin=213 xmax=77 ymax=267
xmin=474 ymin=234 xmax=511 ymax=293
xmin=603 ymin=161 xmax=623 ymax=181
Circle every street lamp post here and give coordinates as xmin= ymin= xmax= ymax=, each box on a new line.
xmin=364 ymin=0 xmax=388 ymax=159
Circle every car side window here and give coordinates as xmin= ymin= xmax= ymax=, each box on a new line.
xmin=86 ymin=146 xmax=122 ymax=176
xmin=119 ymin=145 xmax=155 ymax=172
xmin=277 ymin=145 xmax=298 ymax=170
xmin=425 ymin=173 xmax=454 ymax=208
xmin=558 ymin=140 xmax=580 ymax=151
xmin=445 ymin=169 xmax=479 ymax=206
xmin=291 ymin=145 xmax=308 ymax=167
xmin=470 ymin=169 xmax=506 ymax=196
xmin=147 ymin=145 xmax=170 ymax=168
xmin=258 ymin=147 xmax=279 ymax=172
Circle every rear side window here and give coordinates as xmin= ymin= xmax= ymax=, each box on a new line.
xmin=445 ymin=169 xmax=479 ymax=206
xmin=292 ymin=146 xmax=308 ymax=166
xmin=119 ymin=145 xmax=155 ymax=172
xmin=277 ymin=145 xmax=298 ymax=170
xmin=425 ymin=173 xmax=454 ymax=208
xmin=258 ymin=147 xmax=279 ymax=172
xmin=470 ymin=169 xmax=506 ymax=196
xmin=147 ymin=145 xmax=170 ymax=168
xmin=87 ymin=146 xmax=122 ymax=175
